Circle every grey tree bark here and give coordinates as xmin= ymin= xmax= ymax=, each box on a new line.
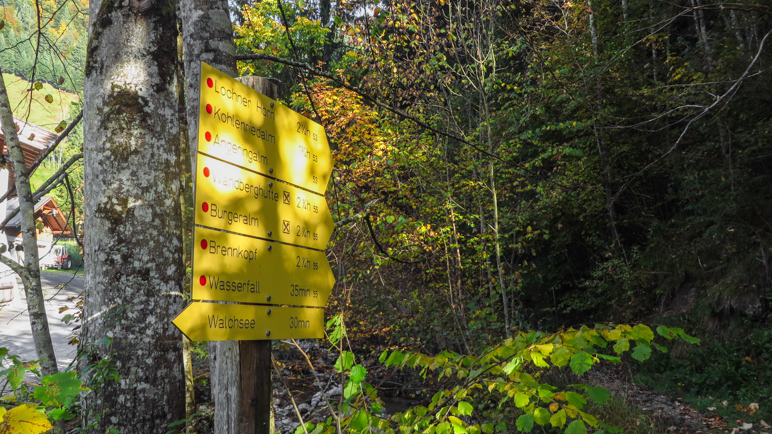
xmin=180 ymin=0 xmax=237 ymax=177
xmin=78 ymin=0 xmax=186 ymax=430
xmin=0 ymin=70 xmax=59 ymax=378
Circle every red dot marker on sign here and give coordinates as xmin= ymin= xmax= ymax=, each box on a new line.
xmin=200 ymin=239 xmax=208 ymax=250
xmin=207 ymin=78 xmax=213 ymax=88
xmin=205 ymin=132 xmax=212 ymax=141
xmin=206 ymin=104 xmax=212 ymax=114
xmin=199 ymin=276 xmax=207 ymax=286
xmin=203 ymin=167 xmax=210 ymax=177
xmin=202 ymin=202 xmax=209 ymax=212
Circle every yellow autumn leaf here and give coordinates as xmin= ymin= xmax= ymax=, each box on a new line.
xmin=0 ymin=404 xmax=53 ymax=434
xmin=535 ymin=344 xmax=554 ymax=355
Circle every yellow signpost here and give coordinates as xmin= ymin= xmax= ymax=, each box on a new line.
xmin=192 ymin=227 xmax=334 ymax=307
xmin=195 ymin=154 xmax=333 ymax=250
xmin=174 ymin=63 xmax=334 ymax=344
xmin=197 ymin=62 xmax=332 ymax=195
xmin=173 ymin=301 xmax=324 ymax=341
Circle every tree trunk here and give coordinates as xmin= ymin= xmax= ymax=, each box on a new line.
xmin=0 ymin=70 xmax=58 ymax=378
xmin=178 ymin=1 xmax=246 ymax=430
xmin=79 ymin=0 xmax=186 ymax=430
xmin=180 ymin=0 xmax=237 ymax=177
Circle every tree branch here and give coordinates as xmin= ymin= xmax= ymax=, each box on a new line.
xmin=0 ymin=152 xmax=82 ymax=232
xmin=235 ymin=53 xmax=501 ymax=161
xmin=0 ymin=110 xmax=82 ymax=204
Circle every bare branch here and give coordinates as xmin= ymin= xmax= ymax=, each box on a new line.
xmin=613 ymin=28 xmax=772 ymax=202
xmin=0 ymin=152 xmax=82 ymax=232
xmin=235 ymin=53 xmax=502 ymax=161
xmin=0 ymin=111 xmax=82 ymax=204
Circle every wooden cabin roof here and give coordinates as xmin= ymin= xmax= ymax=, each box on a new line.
xmin=0 ymin=116 xmax=58 ymax=168
xmin=6 ymin=195 xmax=73 ymax=236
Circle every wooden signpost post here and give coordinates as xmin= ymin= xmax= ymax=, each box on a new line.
xmin=174 ymin=62 xmax=335 ymax=433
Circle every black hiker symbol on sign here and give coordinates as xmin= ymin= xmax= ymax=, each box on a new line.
xmin=283 ymin=191 xmax=290 ymax=205
xmin=282 ymin=220 xmax=291 ymax=234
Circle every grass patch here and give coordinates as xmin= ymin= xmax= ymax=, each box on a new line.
xmin=586 ymin=396 xmax=663 ymax=434
xmin=2 ymin=73 xmax=80 ymax=130
xmin=41 ymin=267 xmax=83 ymax=277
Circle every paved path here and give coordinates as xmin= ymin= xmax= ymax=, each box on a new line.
xmin=0 ymin=271 xmax=84 ymax=376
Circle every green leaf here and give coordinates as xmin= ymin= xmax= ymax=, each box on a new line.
xmin=514 ymin=391 xmax=530 ymax=408
xmin=550 ymin=346 xmax=571 ymax=367
xmin=349 ymin=410 xmax=368 ymax=431
xmin=533 ymin=408 xmax=550 ymax=425
xmin=349 ymin=365 xmax=366 ymax=383
xmin=550 ymin=410 xmax=567 ymax=428
xmin=449 ymin=416 xmax=464 ymax=426
xmin=457 ymin=401 xmax=473 ymax=416
xmin=656 ymin=326 xmax=677 ymax=339
xmin=46 ymin=407 xmax=70 ymax=421
xmin=516 ymin=414 xmax=534 ymax=432
xmin=335 ymin=351 xmax=355 ymax=372
xmin=537 ymin=384 xmax=555 ymax=401
xmin=578 ymin=410 xmax=598 ymax=427
xmin=632 ymin=324 xmax=654 ymax=342
xmin=565 ymin=420 xmax=587 ymax=434
xmin=34 ymin=371 xmax=88 ymax=408
xmin=384 ymin=350 xmax=405 ymax=367
xmin=436 ymin=422 xmax=452 ymax=434
xmin=597 ymin=354 xmax=621 ymax=363
xmin=481 ymin=423 xmax=494 ymax=434
xmin=565 ymin=391 xmax=587 ymax=409
xmin=679 ymin=332 xmax=700 ymax=344
xmin=586 ymin=386 xmax=609 ymax=404
xmin=612 ymin=339 xmax=629 ymax=355
xmin=519 ymin=372 xmax=538 ymax=387
xmin=631 ymin=344 xmax=652 ymax=362
xmin=344 ymin=380 xmax=360 ymax=399
xmin=531 ymin=352 xmax=549 ymax=368
xmin=569 ymin=352 xmax=594 ymax=375
xmin=503 ymin=357 xmax=522 ymax=375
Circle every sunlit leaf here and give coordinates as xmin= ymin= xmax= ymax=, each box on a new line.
xmin=457 ymin=401 xmax=473 ymax=416
xmin=0 ymin=404 xmax=53 ymax=433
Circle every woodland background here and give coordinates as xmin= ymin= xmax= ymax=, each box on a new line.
xmin=2 ymin=0 xmax=772 ymax=430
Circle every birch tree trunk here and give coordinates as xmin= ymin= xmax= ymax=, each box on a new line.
xmin=79 ymin=0 xmax=185 ymax=429
xmin=0 ymin=70 xmax=58 ymax=378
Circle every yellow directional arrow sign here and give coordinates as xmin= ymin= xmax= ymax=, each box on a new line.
xmin=173 ymin=302 xmax=324 ymax=341
xmin=195 ymin=154 xmax=333 ymax=250
xmin=192 ymin=227 xmax=334 ymax=307
xmin=198 ymin=62 xmax=332 ymax=195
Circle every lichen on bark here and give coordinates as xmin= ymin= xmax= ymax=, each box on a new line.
xmin=79 ymin=0 xmax=186 ymax=430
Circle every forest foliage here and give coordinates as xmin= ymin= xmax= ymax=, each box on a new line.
xmin=235 ymin=0 xmax=772 ymax=410
xmin=0 ymin=0 xmax=87 ymax=93
xmin=2 ymin=0 xmax=772 ymax=430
